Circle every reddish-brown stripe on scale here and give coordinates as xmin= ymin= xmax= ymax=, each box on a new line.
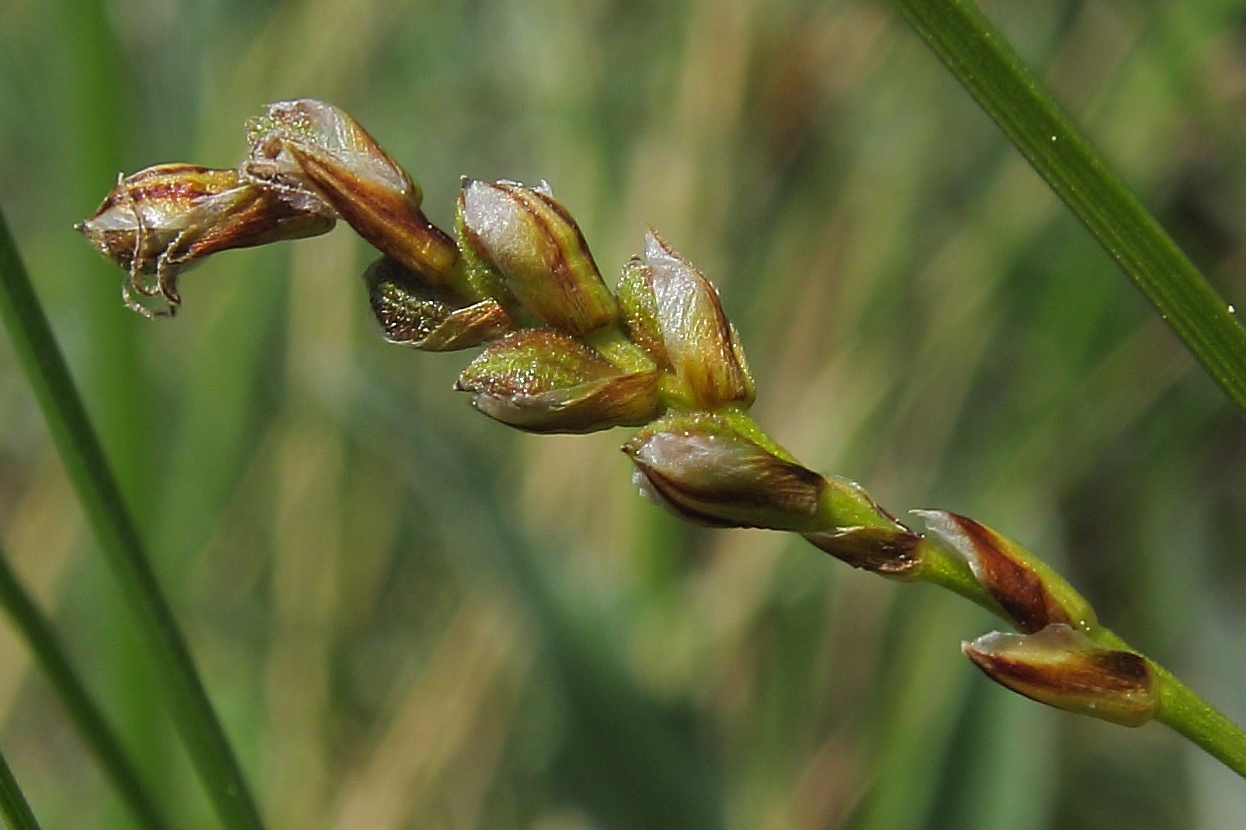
xmin=290 ymin=145 xmax=457 ymax=283
xmin=945 ymin=512 xmax=1070 ymax=633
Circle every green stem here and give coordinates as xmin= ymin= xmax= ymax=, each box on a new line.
xmin=0 ymin=748 xmax=41 ymax=830
xmin=950 ymin=552 xmax=1246 ymax=778
xmin=953 ymin=559 xmax=1246 ymax=779
xmin=892 ymin=0 xmax=1246 ymax=417
xmin=0 ymin=209 xmax=265 ymax=830
xmin=0 ymin=541 xmax=171 ymax=830
xmin=1153 ymin=663 xmax=1246 ymax=779
xmin=888 ymin=0 xmax=1246 ymax=780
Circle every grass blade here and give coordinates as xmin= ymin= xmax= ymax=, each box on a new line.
xmin=0 ymin=208 xmax=264 ymax=830
xmin=892 ymin=0 xmax=1246 ymax=417
xmin=0 ymin=539 xmax=171 ymax=830
xmin=0 ymin=749 xmax=41 ymax=830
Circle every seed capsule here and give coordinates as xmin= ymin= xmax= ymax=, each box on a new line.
xmin=457 ymin=179 xmax=618 ymax=336
xmin=246 ymin=99 xmax=458 ymax=284
xmin=78 ymin=163 xmax=335 ymax=317
xmin=455 ymin=329 xmax=661 ymax=433
xmin=640 ymin=231 xmax=754 ymax=410
xmin=364 ymin=257 xmax=513 ymax=351
xmin=964 ymin=625 xmax=1157 ymax=727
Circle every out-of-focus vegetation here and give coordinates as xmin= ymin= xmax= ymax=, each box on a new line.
xmin=1 ymin=0 xmax=1245 ymax=828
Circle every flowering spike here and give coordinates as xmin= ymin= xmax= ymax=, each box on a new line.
xmin=916 ymin=510 xmax=1097 ymax=633
xmin=455 ymin=329 xmax=661 ymax=433
xmin=364 ymin=257 xmax=513 ymax=351
xmin=457 ymin=179 xmax=618 ymax=336
xmin=78 ymin=164 xmax=335 ymax=317
xmin=964 ymin=625 xmax=1157 ymax=727
xmin=641 ymin=231 xmax=754 ymax=410
xmin=246 ymin=99 xmax=458 ymax=284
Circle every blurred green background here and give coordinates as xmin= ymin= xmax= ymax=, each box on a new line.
xmin=2 ymin=0 xmax=1246 ymax=827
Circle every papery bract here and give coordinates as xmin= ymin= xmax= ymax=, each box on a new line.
xmin=641 ymin=231 xmax=754 ymax=409
xmin=247 ymin=99 xmax=458 ymax=284
xmin=964 ymin=625 xmax=1156 ymax=727
xmin=458 ymin=180 xmax=617 ymax=336
xmin=917 ymin=510 xmax=1097 ymax=633
xmin=623 ymin=412 xmax=827 ymax=531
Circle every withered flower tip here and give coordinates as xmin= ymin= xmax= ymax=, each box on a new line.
xmin=78 ymin=163 xmax=335 ymax=317
xmin=456 ymin=329 xmax=661 ymax=433
xmin=458 ymin=179 xmax=618 ymax=336
xmin=964 ymin=624 xmax=1157 ymax=727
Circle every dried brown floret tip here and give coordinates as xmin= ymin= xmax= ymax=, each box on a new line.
xmin=79 ymin=164 xmax=334 ymax=317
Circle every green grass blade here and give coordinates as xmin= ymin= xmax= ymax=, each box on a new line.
xmin=892 ymin=0 xmax=1246 ymax=417
xmin=0 ymin=539 xmax=172 ymax=830
xmin=0 ymin=748 xmax=41 ymax=830
xmin=0 ymin=209 xmax=265 ymax=830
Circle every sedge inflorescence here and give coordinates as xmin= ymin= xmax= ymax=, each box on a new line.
xmin=78 ymin=99 xmax=1162 ymax=730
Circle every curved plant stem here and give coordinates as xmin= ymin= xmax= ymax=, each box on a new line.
xmin=0 ymin=748 xmax=41 ymax=830
xmin=0 ymin=209 xmax=265 ymax=830
xmin=1153 ymin=664 xmax=1246 ymax=779
xmin=0 ymin=540 xmax=171 ymax=830
xmin=1083 ymin=630 xmax=1246 ymax=776
xmin=892 ymin=0 xmax=1246 ymax=418
xmin=889 ymin=0 xmax=1246 ymax=780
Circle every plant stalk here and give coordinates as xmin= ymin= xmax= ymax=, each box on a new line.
xmin=0 ymin=208 xmax=265 ymax=830
xmin=0 ymin=540 xmax=171 ymax=830
xmin=1153 ymin=663 xmax=1246 ymax=779
xmin=0 ymin=748 xmax=41 ymax=830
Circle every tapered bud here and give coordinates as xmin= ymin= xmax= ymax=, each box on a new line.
xmin=964 ymin=625 xmax=1157 ymax=727
xmin=455 ymin=329 xmax=661 ymax=433
xmin=916 ymin=510 xmax=1096 ymax=634
xmin=457 ymin=180 xmax=618 ymax=336
xmin=641 ymin=231 xmax=754 ymax=409
xmin=78 ymin=163 xmax=335 ymax=316
xmin=246 ymin=99 xmax=458 ymax=284
xmin=623 ymin=412 xmax=830 ymax=532
xmin=364 ymin=257 xmax=513 ymax=351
